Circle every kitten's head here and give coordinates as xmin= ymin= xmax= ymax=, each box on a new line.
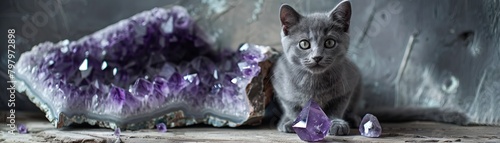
xmin=279 ymin=1 xmax=351 ymax=74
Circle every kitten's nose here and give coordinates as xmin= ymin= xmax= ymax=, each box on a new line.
xmin=312 ymin=56 xmax=323 ymax=62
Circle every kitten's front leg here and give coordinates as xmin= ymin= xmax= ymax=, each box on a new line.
xmin=324 ymin=95 xmax=351 ymax=136
xmin=277 ymin=100 xmax=301 ymax=133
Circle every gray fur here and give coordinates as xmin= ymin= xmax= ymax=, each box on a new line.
xmin=271 ymin=0 xmax=471 ymax=136
xmin=272 ymin=1 xmax=360 ymax=135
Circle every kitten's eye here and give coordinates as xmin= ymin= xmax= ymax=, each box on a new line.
xmin=324 ymin=39 xmax=336 ymax=48
xmin=299 ymin=40 xmax=310 ymax=50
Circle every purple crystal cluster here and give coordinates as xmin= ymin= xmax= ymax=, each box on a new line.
xmin=359 ymin=114 xmax=382 ymax=138
xmin=292 ymin=100 xmax=332 ymax=142
xmin=14 ymin=6 xmax=276 ymax=129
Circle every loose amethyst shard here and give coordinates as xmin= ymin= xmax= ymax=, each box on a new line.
xmin=18 ymin=124 xmax=28 ymax=134
xmin=13 ymin=6 xmax=278 ymax=130
xmin=359 ymin=114 xmax=382 ymax=138
xmin=292 ymin=100 xmax=331 ymax=142
xmin=156 ymin=123 xmax=167 ymax=132
xmin=114 ymin=128 xmax=121 ymax=137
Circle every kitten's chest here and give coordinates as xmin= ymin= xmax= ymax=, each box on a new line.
xmin=288 ymin=90 xmax=335 ymax=109
xmin=272 ymin=60 xmax=358 ymax=105
xmin=291 ymin=73 xmax=344 ymax=93
xmin=280 ymin=74 xmax=343 ymax=102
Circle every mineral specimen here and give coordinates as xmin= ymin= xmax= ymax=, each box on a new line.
xmin=17 ymin=124 xmax=28 ymax=134
xmin=14 ymin=6 xmax=278 ymax=130
xmin=156 ymin=123 xmax=167 ymax=132
xmin=292 ymin=100 xmax=331 ymax=142
xmin=359 ymin=114 xmax=382 ymax=138
xmin=114 ymin=128 xmax=121 ymax=137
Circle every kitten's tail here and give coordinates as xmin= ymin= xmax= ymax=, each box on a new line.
xmin=359 ymin=107 xmax=470 ymax=125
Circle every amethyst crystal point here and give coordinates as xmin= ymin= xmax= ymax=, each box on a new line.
xmin=292 ymin=100 xmax=331 ymax=142
xmin=159 ymin=63 xmax=176 ymax=79
xmin=14 ymin=6 xmax=278 ymax=130
xmin=239 ymin=43 xmax=266 ymax=62
xmin=114 ymin=128 xmax=121 ymax=137
xmin=166 ymin=72 xmax=189 ymax=94
xmin=359 ymin=114 xmax=382 ymax=138
xmin=109 ymin=86 xmax=127 ymax=108
xmin=18 ymin=124 xmax=28 ymax=134
xmin=156 ymin=123 xmax=167 ymax=133
xmin=153 ymin=76 xmax=169 ymax=93
xmin=131 ymin=78 xmax=153 ymax=99
xmin=238 ymin=62 xmax=261 ymax=77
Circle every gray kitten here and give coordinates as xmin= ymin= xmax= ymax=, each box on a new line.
xmin=272 ymin=1 xmax=470 ymax=136
xmin=272 ymin=1 xmax=360 ymax=135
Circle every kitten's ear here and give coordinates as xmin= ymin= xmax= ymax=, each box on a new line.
xmin=280 ymin=4 xmax=301 ymax=36
xmin=329 ymin=0 xmax=351 ymax=32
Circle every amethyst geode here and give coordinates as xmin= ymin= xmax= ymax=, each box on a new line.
xmin=14 ymin=6 xmax=278 ymax=130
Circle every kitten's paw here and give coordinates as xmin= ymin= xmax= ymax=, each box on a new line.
xmin=277 ymin=118 xmax=295 ymax=133
xmin=329 ymin=119 xmax=350 ymax=136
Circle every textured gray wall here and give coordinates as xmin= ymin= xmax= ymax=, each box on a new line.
xmin=1 ymin=0 xmax=499 ymax=125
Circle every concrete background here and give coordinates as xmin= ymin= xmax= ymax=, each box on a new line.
xmin=0 ymin=0 xmax=499 ymax=126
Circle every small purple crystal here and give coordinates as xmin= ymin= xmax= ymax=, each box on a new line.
xmin=156 ymin=123 xmax=167 ymax=132
xmin=359 ymin=114 xmax=382 ymax=138
xmin=18 ymin=124 xmax=28 ymax=134
xmin=292 ymin=100 xmax=331 ymax=142
xmin=114 ymin=128 xmax=121 ymax=137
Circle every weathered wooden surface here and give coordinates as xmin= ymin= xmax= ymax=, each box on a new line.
xmin=1 ymin=113 xmax=500 ymax=143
